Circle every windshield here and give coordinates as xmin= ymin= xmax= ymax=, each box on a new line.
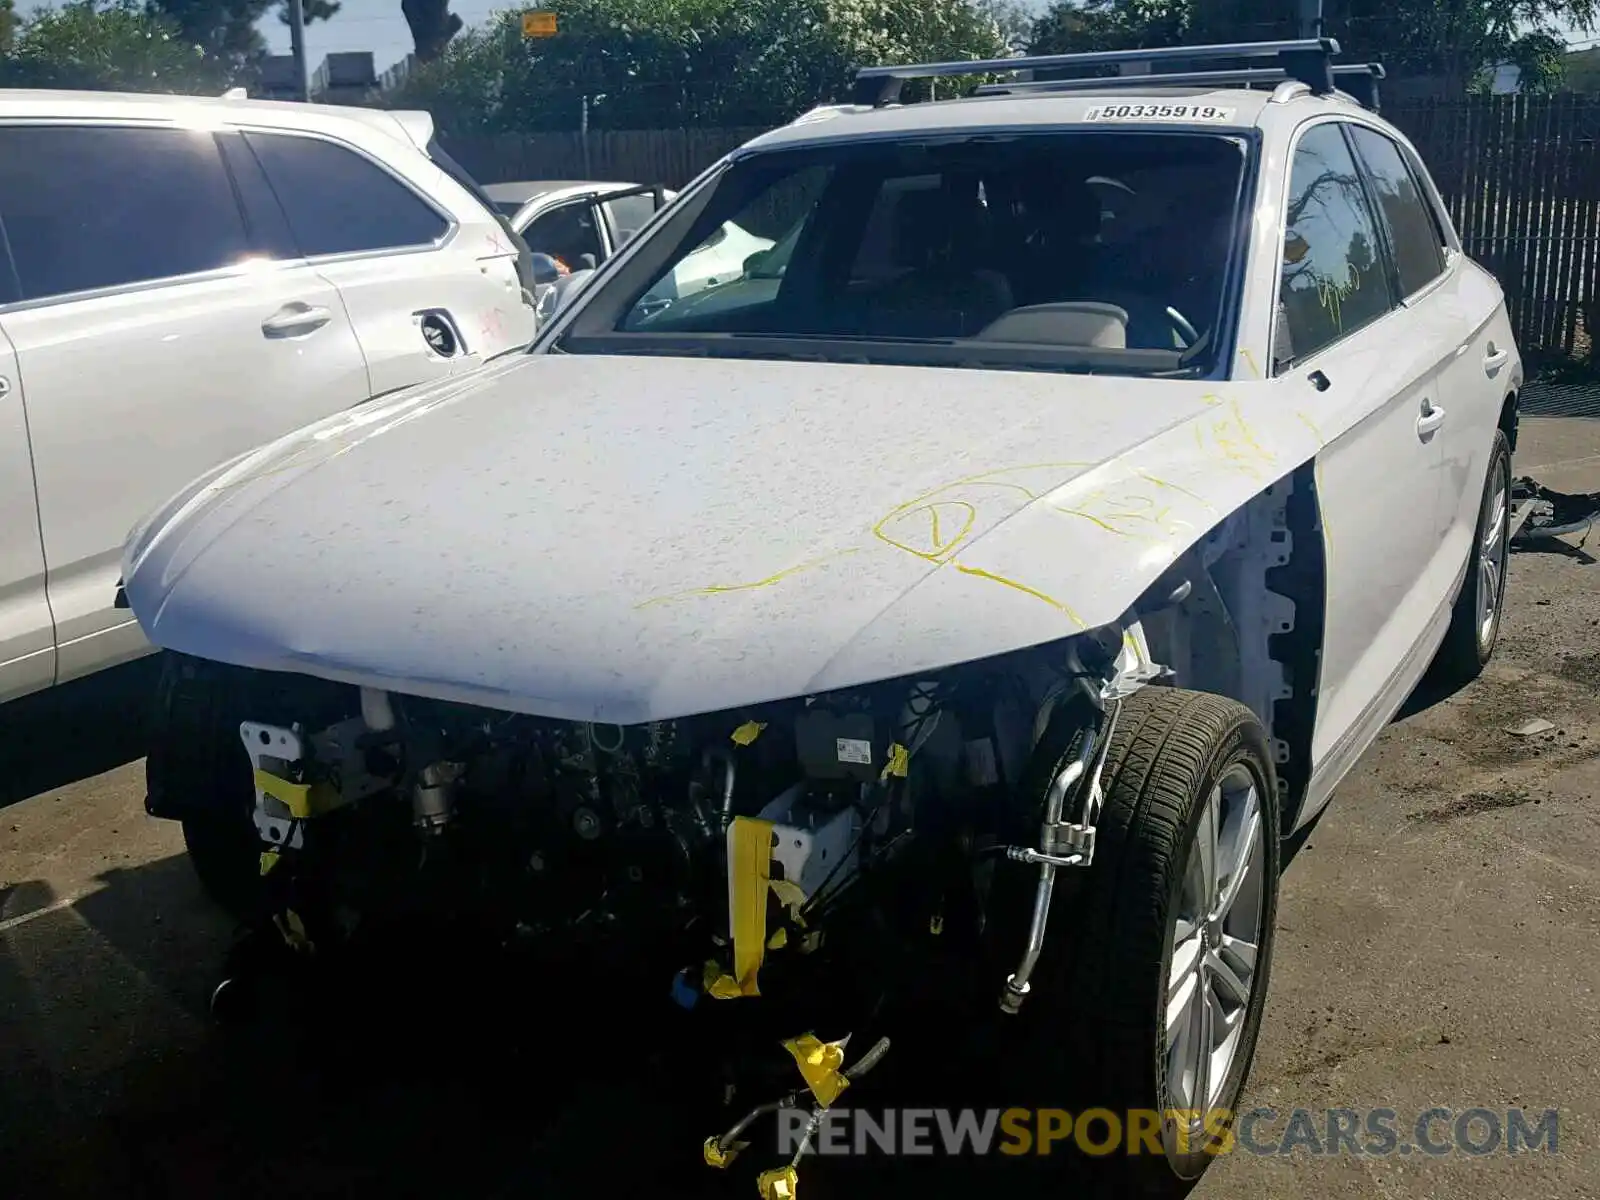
xmin=558 ymin=131 xmax=1252 ymax=376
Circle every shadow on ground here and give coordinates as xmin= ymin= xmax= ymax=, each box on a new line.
xmin=0 ymin=656 xmax=161 ymax=809
xmin=2 ymin=848 xmax=1086 ymax=1200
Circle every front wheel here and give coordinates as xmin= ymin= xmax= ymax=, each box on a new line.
xmin=1008 ymin=687 xmax=1281 ymax=1195
xmin=1431 ymin=428 xmax=1512 ymax=687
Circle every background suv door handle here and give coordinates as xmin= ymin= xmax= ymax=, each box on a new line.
xmin=1483 ymin=345 xmax=1510 ymax=375
xmin=261 ymin=303 xmax=333 ymax=338
xmin=1416 ymin=399 xmax=1447 ymax=438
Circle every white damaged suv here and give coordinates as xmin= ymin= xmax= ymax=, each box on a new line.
xmin=122 ymin=40 xmax=1520 ymax=1198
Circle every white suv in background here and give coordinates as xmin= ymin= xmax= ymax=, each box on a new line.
xmin=0 ymin=90 xmax=539 ymax=705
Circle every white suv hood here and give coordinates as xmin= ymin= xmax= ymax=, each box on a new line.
xmin=123 ymin=352 xmax=1303 ymax=723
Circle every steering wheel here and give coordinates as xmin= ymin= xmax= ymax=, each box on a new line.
xmin=1165 ymin=305 xmax=1201 ymax=348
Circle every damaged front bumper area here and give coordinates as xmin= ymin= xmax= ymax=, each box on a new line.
xmin=187 ymin=621 xmax=1164 ymax=1194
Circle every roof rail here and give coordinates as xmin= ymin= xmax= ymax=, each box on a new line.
xmin=851 ymin=38 xmax=1342 ymax=107
xmin=969 ymin=61 xmax=1386 ymax=111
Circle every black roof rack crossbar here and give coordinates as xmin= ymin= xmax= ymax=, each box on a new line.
xmin=970 ymin=61 xmax=1385 ymax=111
xmin=1331 ymin=63 xmax=1384 ymax=111
xmin=851 ymin=38 xmax=1341 ymax=107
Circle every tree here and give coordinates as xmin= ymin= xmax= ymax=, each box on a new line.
xmin=145 ymin=0 xmax=340 ymax=68
xmin=402 ymin=0 xmax=462 ymax=62
xmin=1 ymin=0 xmax=17 ymax=53
xmin=393 ymin=0 xmax=1011 ymax=134
xmin=0 ymin=0 xmax=230 ymax=90
xmin=1028 ymin=0 xmax=1596 ymax=93
xmin=976 ymin=0 xmax=1035 ymax=52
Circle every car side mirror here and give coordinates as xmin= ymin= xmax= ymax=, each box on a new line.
xmin=743 ymin=249 xmax=771 ymax=277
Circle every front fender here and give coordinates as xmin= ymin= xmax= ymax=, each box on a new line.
xmin=806 ymin=386 xmax=1331 ymax=692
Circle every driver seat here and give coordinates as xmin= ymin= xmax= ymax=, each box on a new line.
xmin=862 ymin=187 xmax=1013 ymax=339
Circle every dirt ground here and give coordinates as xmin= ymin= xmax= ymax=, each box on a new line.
xmin=2 ymin=415 xmax=1597 ymax=1200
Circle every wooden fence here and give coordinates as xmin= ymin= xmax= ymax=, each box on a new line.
xmin=1388 ymin=95 xmax=1600 ymax=362
xmin=446 ymin=95 xmax=1600 ymax=363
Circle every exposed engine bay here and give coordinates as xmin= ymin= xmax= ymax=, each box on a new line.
xmin=238 ymin=619 xmax=1146 ymax=993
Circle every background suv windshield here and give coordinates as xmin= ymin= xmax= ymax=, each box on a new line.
xmin=575 ymin=131 xmax=1250 ymax=374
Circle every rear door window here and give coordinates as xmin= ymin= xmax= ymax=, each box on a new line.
xmin=243 ymin=132 xmax=449 ymax=257
xmin=1346 ymin=126 xmax=1448 ymax=299
xmin=0 ymin=125 xmax=251 ymax=303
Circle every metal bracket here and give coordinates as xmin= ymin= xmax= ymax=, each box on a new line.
xmin=240 ymin=722 xmax=309 ymax=851
xmin=999 ymin=620 xmax=1157 ymax=1014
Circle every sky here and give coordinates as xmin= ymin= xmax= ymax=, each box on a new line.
xmin=258 ymin=1 xmax=1596 ymax=80
xmin=257 ymin=0 xmax=500 ymax=76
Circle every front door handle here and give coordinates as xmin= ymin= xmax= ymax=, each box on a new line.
xmin=1417 ymin=399 xmax=1447 ymax=438
xmin=262 ymin=302 xmax=333 ymax=338
xmin=1483 ymin=344 xmax=1510 ymax=376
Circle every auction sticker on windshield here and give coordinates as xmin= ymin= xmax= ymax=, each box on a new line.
xmin=1084 ymin=103 xmax=1236 ymax=122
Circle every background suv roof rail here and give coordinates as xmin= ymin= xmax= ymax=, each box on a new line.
xmin=851 ymin=38 xmax=1342 ymax=107
xmin=970 ymin=61 xmax=1386 ymax=112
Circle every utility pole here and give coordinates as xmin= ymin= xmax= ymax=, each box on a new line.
xmin=288 ymin=0 xmax=310 ymax=101
xmin=1296 ymin=0 xmax=1323 ymax=39
xmin=580 ymin=95 xmax=591 ymax=176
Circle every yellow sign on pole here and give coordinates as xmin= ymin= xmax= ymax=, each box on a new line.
xmin=521 ymin=10 xmax=557 ymax=37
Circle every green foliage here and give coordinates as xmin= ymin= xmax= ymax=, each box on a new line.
xmin=0 ymin=0 xmax=342 ymax=91
xmin=391 ymin=0 xmax=1010 ymax=134
xmin=0 ymin=0 xmax=230 ymax=90
xmin=146 ymin=0 xmax=339 ymax=66
xmin=1028 ymin=0 xmax=1595 ymax=94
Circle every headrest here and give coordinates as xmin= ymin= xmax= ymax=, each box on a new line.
xmin=893 ymin=187 xmax=978 ymax=267
xmin=976 ymin=302 xmax=1129 ymax=348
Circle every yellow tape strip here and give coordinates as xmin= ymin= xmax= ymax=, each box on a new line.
xmin=881 ymin=741 xmax=909 ymax=781
xmin=708 ymin=816 xmax=774 ymax=999
xmin=783 ymin=1033 xmax=852 ymax=1108
xmin=757 ymin=1165 xmax=800 ymax=1200
xmin=253 ymin=768 xmax=341 ymax=819
xmin=702 ymin=1135 xmax=741 ymax=1169
xmin=253 ymin=768 xmax=314 ymax=818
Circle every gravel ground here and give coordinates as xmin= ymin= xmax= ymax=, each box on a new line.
xmin=2 ymin=415 xmax=1596 ymax=1200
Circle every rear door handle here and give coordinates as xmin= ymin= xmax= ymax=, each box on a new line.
xmin=1483 ymin=345 xmax=1509 ymax=375
xmin=262 ymin=303 xmax=333 ymax=338
xmin=1417 ymin=400 xmax=1447 ymax=437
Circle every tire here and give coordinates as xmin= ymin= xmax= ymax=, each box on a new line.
xmin=1005 ymin=687 xmax=1280 ymax=1197
xmin=1430 ymin=428 xmax=1512 ymax=688
xmin=182 ymin=805 xmax=263 ymax=919
xmin=148 ymin=653 xmax=351 ymax=919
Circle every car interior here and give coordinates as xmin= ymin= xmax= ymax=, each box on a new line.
xmin=523 ymin=201 xmax=603 ymax=272
xmin=619 ymin=134 xmax=1249 ymax=361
